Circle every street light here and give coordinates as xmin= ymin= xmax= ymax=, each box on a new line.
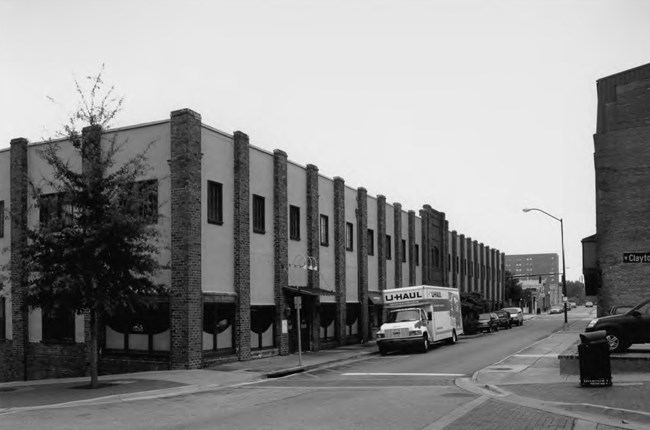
xmin=522 ymin=207 xmax=568 ymax=326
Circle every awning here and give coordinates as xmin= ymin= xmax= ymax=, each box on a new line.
xmin=284 ymin=286 xmax=336 ymax=296
xmin=367 ymin=291 xmax=383 ymax=304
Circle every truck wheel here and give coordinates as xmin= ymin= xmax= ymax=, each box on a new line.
xmin=446 ymin=329 xmax=457 ymax=345
xmin=378 ymin=346 xmax=388 ymax=356
xmin=421 ymin=334 xmax=429 ymax=353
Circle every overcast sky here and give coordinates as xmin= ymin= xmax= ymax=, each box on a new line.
xmin=2 ymin=0 xmax=649 ymax=282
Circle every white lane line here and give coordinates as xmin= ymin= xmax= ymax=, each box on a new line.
xmin=342 ymin=372 xmax=465 ymax=377
xmin=511 ymin=354 xmax=559 ymax=358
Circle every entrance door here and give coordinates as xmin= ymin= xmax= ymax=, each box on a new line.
xmin=288 ymin=296 xmax=312 ymax=353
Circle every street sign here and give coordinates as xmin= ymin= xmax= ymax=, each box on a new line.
xmin=294 ymin=296 xmax=302 ymax=309
xmin=623 ymin=252 xmax=650 ymax=263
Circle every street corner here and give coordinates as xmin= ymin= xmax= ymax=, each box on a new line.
xmin=0 ymin=377 xmax=189 ymax=412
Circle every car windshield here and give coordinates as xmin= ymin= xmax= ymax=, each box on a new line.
xmin=478 ymin=313 xmax=491 ymax=320
xmin=386 ymin=310 xmax=421 ymax=323
xmin=502 ymin=308 xmax=519 ymax=313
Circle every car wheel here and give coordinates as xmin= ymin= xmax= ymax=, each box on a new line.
xmin=421 ymin=334 xmax=429 ymax=353
xmin=446 ymin=329 xmax=457 ymax=345
xmin=606 ymin=332 xmax=630 ymax=352
xmin=378 ymin=346 xmax=387 ymax=356
xmin=494 ymin=325 xmax=499 ymax=332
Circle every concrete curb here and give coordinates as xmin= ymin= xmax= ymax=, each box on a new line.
xmin=264 ymin=349 xmax=377 ymax=378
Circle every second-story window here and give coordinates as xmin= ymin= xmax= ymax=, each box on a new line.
xmin=386 ymin=235 xmax=392 ymax=260
xmin=367 ymin=229 xmax=374 ymax=256
xmin=207 ymin=181 xmax=223 ymax=225
xmin=415 ymin=244 xmax=419 ymax=266
xmin=252 ymin=195 xmax=265 ymax=233
xmin=401 ymin=239 xmax=406 ymax=262
xmin=0 ymin=200 xmax=4 ymax=238
xmin=320 ymin=215 xmax=329 ymax=246
xmin=346 ymin=222 xmax=354 ymax=251
xmin=289 ymin=205 xmax=300 ymax=240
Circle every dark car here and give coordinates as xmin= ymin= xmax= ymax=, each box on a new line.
xmin=500 ymin=307 xmax=524 ymax=326
xmin=549 ymin=305 xmax=564 ymax=314
xmin=585 ymin=298 xmax=650 ymax=352
xmin=477 ymin=313 xmax=499 ymax=333
xmin=494 ymin=310 xmax=512 ymax=329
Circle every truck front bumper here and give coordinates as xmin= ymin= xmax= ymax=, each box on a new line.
xmin=377 ymin=336 xmax=422 ymax=350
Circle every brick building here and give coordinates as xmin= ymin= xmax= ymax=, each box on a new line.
xmin=585 ymin=62 xmax=650 ymax=315
xmin=0 ymin=109 xmax=505 ymax=381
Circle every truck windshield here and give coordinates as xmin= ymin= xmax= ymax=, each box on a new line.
xmin=386 ymin=310 xmax=421 ymax=323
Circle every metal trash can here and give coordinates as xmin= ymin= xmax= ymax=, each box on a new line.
xmin=578 ymin=330 xmax=612 ymax=387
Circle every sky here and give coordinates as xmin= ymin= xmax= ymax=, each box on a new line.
xmin=2 ymin=0 xmax=649 ymax=282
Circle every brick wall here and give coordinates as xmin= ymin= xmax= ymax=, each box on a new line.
xmin=451 ymin=230 xmax=458 ymax=289
xmin=233 ymin=131 xmax=251 ymax=360
xmin=169 ymin=109 xmax=203 ymax=370
xmin=408 ymin=210 xmax=416 ymax=286
xmin=393 ymin=203 xmax=402 ymax=288
xmin=273 ymin=150 xmax=289 ymax=355
xmin=333 ymin=177 xmax=346 ymax=345
xmin=9 ymin=137 xmax=28 ymax=381
xmin=357 ymin=187 xmax=368 ymax=343
xmin=27 ymin=343 xmax=88 ymax=380
xmin=306 ymin=164 xmax=320 ymax=351
xmin=377 ymin=195 xmax=386 ymax=291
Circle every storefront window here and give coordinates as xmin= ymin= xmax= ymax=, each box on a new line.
xmin=251 ymin=306 xmax=275 ymax=350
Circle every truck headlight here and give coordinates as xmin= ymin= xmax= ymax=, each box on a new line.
xmin=586 ymin=319 xmax=598 ymax=329
xmin=409 ymin=330 xmax=422 ymax=336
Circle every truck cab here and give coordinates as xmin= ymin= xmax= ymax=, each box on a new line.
xmin=376 ymin=307 xmax=432 ymax=354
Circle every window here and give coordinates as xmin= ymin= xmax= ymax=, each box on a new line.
xmin=39 ymin=192 xmax=73 ymax=227
xmin=0 ymin=297 xmax=5 ymax=341
xmin=319 ymin=304 xmax=336 ymax=340
xmin=346 ymin=222 xmax=354 ymax=251
xmin=415 ymin=244 xmax=419 ymax=266
xmin=320 ymin=215 xmax=329 ymax=246
xmin=290 ymin=205 xmax=300 ymax=240
xmin=367 ymin=229 xmax=375 ymax=256
xmin=131 ymin=180 xmax=158 ymax=224
xmin=401 ymin=240 xmax=406 ymax=262
xmin=386 ymin=235 xmax=392 ymax=260
xmin=251 ymin=306 xmax=275 ymax=350
xmin=42 ymin=306 xmax=75 ymax=343
xmin=105 ymin=301 xmax=170 ymax=353
xmin=203 ymin=302 xmax=235 ymax=353
xmin=207 ymin=181 xmax=223 ymax=225
xmin=252 ymin=195 xmax=265 ymax=233
xmin=0 ymin=200 xmax=4 ymax=238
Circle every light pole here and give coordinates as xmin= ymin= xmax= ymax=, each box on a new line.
xmin=522 ymin=208 xmax=568 ymax=326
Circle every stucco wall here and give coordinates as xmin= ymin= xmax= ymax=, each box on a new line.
xmin=367 ymin=196 xmax=378 ymax=291
xmin=318 ymin=176 xmax=336 ymax=302
xmin=344 ymin=186 xmax=358 ymax=302
xmin=287 ymin=162 xmax=308 ymax=287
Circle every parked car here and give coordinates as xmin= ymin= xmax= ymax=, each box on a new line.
xmin=585 ymin=301 xmax=594 ymax=307
xmin=549 ymin=305 xmax=563 ymax=314
xmin=569 ymin=302 xmax=577 ymax=309
xmin=477 ymin=313 xmax=499 ymax=333
xmin=585 ymin=298 xmax=650 ymax=352
xmin=494 ymin=310 xmax=512 ymax=329
xmin=608 ymin=305 xmax=634 ymax=315
xmin=500 ymin=307 xmax=524 ymax=326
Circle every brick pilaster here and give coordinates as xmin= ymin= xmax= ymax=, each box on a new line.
xmin=443 ymin=219 xmax=449 ymax=287
xmin=485 ymin=246 xmax=492 ymax=305
xmin=377 ymin=195 xmax=386 ymax=291
xmin=408 ymin=210 xmax=416 ymax=286
xmin=473 ymin=240 xmax=479 ymax=292
xmin=306 ymin=164 xmax=320 ymax=351
xmin=479 ymin=243 xmax=485 ymax=298
xmin=10 ymin=137 xmax=28 ymax=381
xmin=393 ymin=203 xmax=402 ymax=288
xmin=170 ymin=109 xmax=203 ymax=369
xmin=420 ymin=208 xmax=430 ymax=284
xmin=451 ymin=230 xmax=458 ymax=289
xmin=357 ymin=187 xmax=368 ymax=343
xmin=333 ymin=177 xmax=346 ymax=345
xmin=459 ymin=234 xmax=466 ymax=292
xmin=273 ymin=150 xmax=289 ymax=355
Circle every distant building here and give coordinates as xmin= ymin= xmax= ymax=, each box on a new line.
xmin=585 ymin=62 xmax=650 ymax=315
xmin=505 ymin=253 xmax=560 ymax=307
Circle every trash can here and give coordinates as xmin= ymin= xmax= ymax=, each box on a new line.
xmin=578 ymin=330 xmax=612 ymax=387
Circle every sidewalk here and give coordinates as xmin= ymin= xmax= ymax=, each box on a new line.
xmin=0 ymin=342 xmax=377 ymax=413
xmin=2 ymin=312 xmax=650 ymax=429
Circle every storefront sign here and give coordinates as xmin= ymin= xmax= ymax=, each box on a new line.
xmin=623 ymin=252 xmax=650 ymax=263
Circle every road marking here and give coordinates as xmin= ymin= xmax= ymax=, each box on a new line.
xmin=342 ymin=372 xmax=465 ymax=377
xmin=511 ymin=354 xmax=559 ymax=358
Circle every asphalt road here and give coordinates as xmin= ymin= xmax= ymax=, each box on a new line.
xmin=1 ymin=315 xmax=567 ymax=430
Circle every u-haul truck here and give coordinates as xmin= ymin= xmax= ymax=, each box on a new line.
xmin=376 ymin=285 xmax=463 ymax=355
